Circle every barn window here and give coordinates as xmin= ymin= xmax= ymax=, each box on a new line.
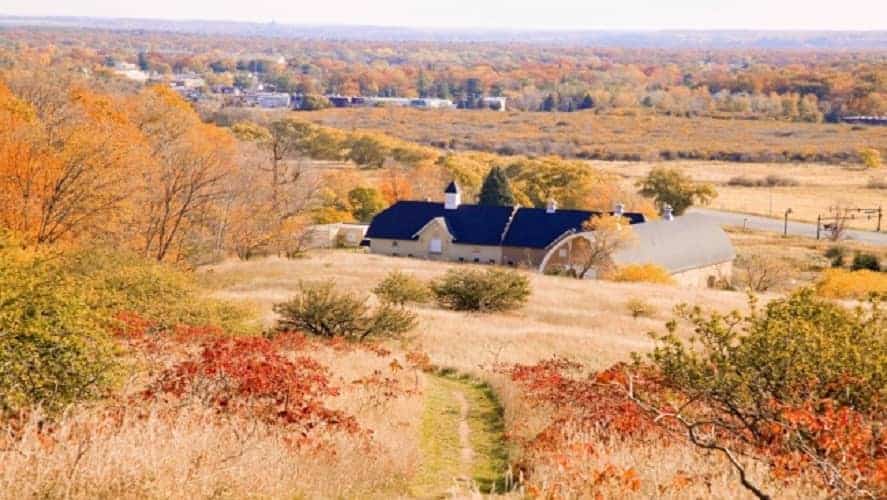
xmin=558 ymin=248 xmax=567 ymax=258
xmin=429 ymin=238 xmax=442 ymax=254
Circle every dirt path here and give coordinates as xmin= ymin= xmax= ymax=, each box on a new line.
xmin=409 ymin=372 xmax=509 ymax=498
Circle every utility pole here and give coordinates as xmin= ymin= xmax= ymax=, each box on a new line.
xmin=784 ymin=208 xmax=793 ymax=237
xmin=816 ymin=214 xmax=821 ymax=240
xmin=878 ymin=206 xmax=883 ymax=233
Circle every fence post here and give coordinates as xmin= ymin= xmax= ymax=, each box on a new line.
xmin=816 ymin=215 xmax=821 ymax=240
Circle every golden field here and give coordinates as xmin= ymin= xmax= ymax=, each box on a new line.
xmin=300 ymin=107 xmax=887 ymax=163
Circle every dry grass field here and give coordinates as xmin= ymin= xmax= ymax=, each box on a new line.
xmin=594 ymin=160 xmax=887 ymax=230
xmin=198 ymin=250 xmax=829 ymax=498
xmin=300 ymin=108 xmax=887 ymax=163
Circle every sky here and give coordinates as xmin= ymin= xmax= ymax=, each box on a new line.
xmin=2 ymin=0 xmax=887 ymax=31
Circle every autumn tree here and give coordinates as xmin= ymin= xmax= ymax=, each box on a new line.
xmin=348 ymin=186 xmax=387 ymax=222
xmin=636 ymin=167 xmax=717 ymax=215
xmin=569 ymin=215 xmax=636 ymax=279
xmin=0 ymin=80 xmax=144 ymax=246
xmin=131 ymin=85 xmax=235 ymax=261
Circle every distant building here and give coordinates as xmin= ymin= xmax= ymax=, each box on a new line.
xmin=244 ymin=92 xmax=292 ymax=109
xmin=304 ymin=223 xmax=369 ymax=249
xmin=112 ymin=62 xmax=149 ymax=82
xmin=169 ymin=74 xmax=206 ymax=90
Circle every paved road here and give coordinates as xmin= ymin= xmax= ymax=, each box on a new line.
xmin=689 ymin=208 xmax=887 ymax=246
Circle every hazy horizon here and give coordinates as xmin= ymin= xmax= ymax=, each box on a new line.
xmin=3 ymin=1 xmax=887 ymax=31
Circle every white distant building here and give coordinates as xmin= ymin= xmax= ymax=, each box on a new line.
xmin=481 ymin=96 xmax=507 ymax=111
xmin=244 ymin=92 xmax=292 ymax=109
xmin=112 ymin=62 xmax=149 ymax=82
xmin=410 ymin=98 xmax=455 ymax=109
xmin=170 ymin=74 xmax=206 ymax=90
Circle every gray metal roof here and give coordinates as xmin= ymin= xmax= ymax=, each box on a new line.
xmin=613 ymin=214 xmax=736 ymax=273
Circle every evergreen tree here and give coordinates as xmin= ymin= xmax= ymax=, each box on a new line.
xmin=579 ymin=93 xmax=595 ymax=110
xmin=542 ymin=93 xmax=558 ymax=112
xmin=478 ymin=167 xmax=516 ymax=206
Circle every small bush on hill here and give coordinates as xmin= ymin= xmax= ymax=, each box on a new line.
xmin=626 ymin=298 xmax=657 ymax=318
xmin=274 ymin=281 xmax=417 ymax=340
xmin=0 ymin=240 xmax=118 ymax=415
xmin=824 ymin=245 xmax=846 ymax=267
xmin=851 ymin=252 xmax=881 ymax=272
xmin=866 ymin=177 xmax=887 ymax=189
xmin=611 ymin=264 xmax=674 ymax=285
xmin=372 ymin=271 xmax=432 ymax=305
xmin=431 ymin=268 xmax=531 ymax=312
xmin=735 ymin=254 xmax=792 ymax=292
xmin=816 ymin=268 xmax=887 ymax=299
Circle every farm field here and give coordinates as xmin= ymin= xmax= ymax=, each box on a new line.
xmin=593 ymin=161 xmax=887 ymax=230
xmin=299 ymin=108 xmax=887 ymax=163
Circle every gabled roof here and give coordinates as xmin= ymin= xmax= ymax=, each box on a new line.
xmin=444 ymin=181 xmax=460 ymax=194
xmin=367 ymin=200 xmax=646 ymax=249
xmin=613 ymin=214 xmax=736 ymax=273
xmin=501 ymin=208 xmax=646 ymax=249
xmin=365 ymin=201 xmax=513 ymax=246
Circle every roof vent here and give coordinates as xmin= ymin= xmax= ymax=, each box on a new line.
xmin=444 ymin=181 xmax=461 ymax=210
xmin=662 ymin=204 xmax=675 ymax=221
xmin=546 ymin=199 xmax=558 ymax=214
xmin=613 ymin=202 xmax=625 ymax=217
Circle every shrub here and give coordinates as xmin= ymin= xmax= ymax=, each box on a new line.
xmin=734 ymin=254 xmax=792 ymax=292
xmin=824 ymin=245 xmax=846 ymax=267
xmin=150 ymin=336 xmax=359 ymax=435
xmin=274 ymin=281 xmax=417 ymax=340
xmin=866 ymin=177 xmax=887 ymax=189
xmin=65 ymin=248 xmax=255 ymax=333
xmin=625 ymin=298 xmax=656 ymax=318
xmin=0 ymin=244 xmax=118 ymax=415
xmin=611 ymin=264 xmax=674 ymax=285
xmin=431 ymin=268 xmax=531 ymax=312
xmin=373 ymin=271 xmax=432 ymax=305
xmin=859 ymin=147 xmax=882 ymax=169
xmin=851 ymin=253 xmax=881 ymax=272
xmin=641 ymin=289 xmax=887 ymax=497
xmin=817 ymin=268 xmax=887 ymax=299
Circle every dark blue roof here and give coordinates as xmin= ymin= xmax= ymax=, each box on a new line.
xmin=502 ymin=208 xmax=596 ymax=248
xmin=365 ymin=201 xmax=513 ymax=246
xmin=366 ymin=201 xmax=646 ymax=249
